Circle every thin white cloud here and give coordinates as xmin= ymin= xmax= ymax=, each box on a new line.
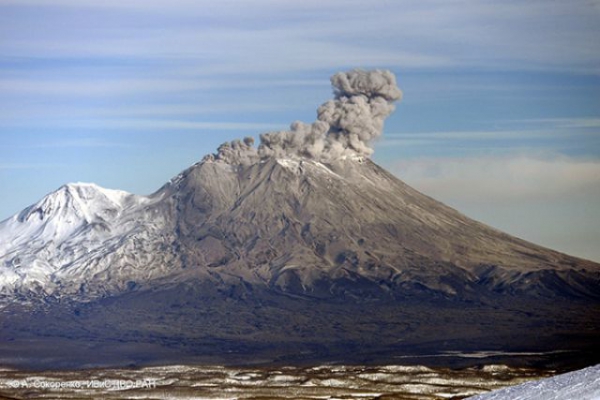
xmin=390 ymin=154 xmax=600 ymax=262
xmin=381 ymin=124 xmax=599 ymax=150
xmin=383 ymin=130 xmax=552 ymax=144
xmin=516 ymin=118 xmax=600 ymax=129
xmin=0 ymin=116 xmax=286 ymax=131
xmin=5 ymin=35 xmax=449 ymax=72
xmin=4 ymin=0 xmax=597 ymax=73
xmin=32 ymin=138 xmax=130 ymax=149
xmin=0 ymin=163 xmax=66 ymax=170
xmin=0 ymin=0 xmax=362 ymax=10
xmin=0 ymin=78 xmax=238 ymax=96
xmin=379 ymin=129 xmax=564 ymax=152
xmin=0 ymin=75 xmax=331 ymax=99
xmin=75 ymin=119 xmax=286 ymax=131
xmin=392 ymin=154 xmax=600 ymax=204
xmin=0 ymin=102 xmax=296 ymax=121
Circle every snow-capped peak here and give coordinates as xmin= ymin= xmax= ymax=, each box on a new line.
xmin=0 ymin=182 xmax=143 ymax=260
xmin=62 ymin=182 xmax=131 ymax=204
xmin=16 ymin=182 xmax=133 ymax=224
xmin=0 ymin=181 xmax=166 ymax=298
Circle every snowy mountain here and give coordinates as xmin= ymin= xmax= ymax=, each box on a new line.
xmin=2 ymin=68 xmax=597 ymax=304
xmin=0 ymin=69 xmax=598 ymax=369
xmin=2 ymin=156 xmax=598 ymax=303
xmin=0 ymin=182 xmax=175 ymax=299
xmin=467 ymin=363 xmax=600 ymax=400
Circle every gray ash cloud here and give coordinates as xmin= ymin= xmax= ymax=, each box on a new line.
xmin=203 ymin=69 xmax=402 ymax=165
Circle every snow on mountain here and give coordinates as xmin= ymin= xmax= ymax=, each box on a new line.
xmin=0 ymin=69 xmax=598 ymax=371
xmin=0 ymin=69 xmax=598 ymax=304
xmin=0 ymin=182 xmax=176 ymax=299
xmin=1 ymin=183 xmax=135 ymax=250
xmin=0 ymin=155 xmax=599 ymax=303
xmin=467 ymin=363 xmax=600 ymax=400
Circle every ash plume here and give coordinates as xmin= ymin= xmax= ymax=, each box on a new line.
xmin=204 ymin=69 xmax=402 ymax=165
xmin=202 ymin=137 xmax=258 ymax=165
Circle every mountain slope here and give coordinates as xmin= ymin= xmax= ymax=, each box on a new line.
xmin=1 ymin=156 xmax=598 ymax=303
xmin=165 ymin=156 xmax=600 ymax=300
xmin=0 ymin=182 xmax=177 ymax=299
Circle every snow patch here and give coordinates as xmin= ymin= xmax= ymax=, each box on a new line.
xmin=467 ymin=363 xmax=600 ymax=400
xmin=276 ymin=158 xmax=301 ymax=170
xmin=339 ymin=154 xmax=365 ymax=162
xmin=0 ymin=181 xmax=165 ymax=298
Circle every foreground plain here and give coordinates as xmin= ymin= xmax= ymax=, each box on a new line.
xmin=0 ymin=363 xmax=555 ymax=400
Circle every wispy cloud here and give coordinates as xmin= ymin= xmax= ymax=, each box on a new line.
xmin=0 ymin=163 xmax=66 ymax=170
xmin=0 ymin=78 xmax=240 ymax=96
xmin=383 ymin=130 xmax=552 ymax=144
xmin=0 ymin=0 xmax=600 ymax=73
xmin=0 ymin=102 xmax=297 ymax=122
xmin=390 ymin=153 xmax=600 ymax=262
xmin=380 ymin=124 xmax=600 ymax=154
xmin=0 ymin=75 xmax=332 ymax=97
xmin=0 ymin=25 xmax=451 ymax=72
xmin=392 ymin=154 xmax=600 ymax=204
xmin=0 ymin=117 xmax=287 ymax=131
xmin=31 ymin=138 xmax=130 ymax=149
xmin=378 ymin=130 xmax=562 ymax=152
xmin=3 ymin=1 xmax=598 ymax=73
xmin=515 ymin=118 xmax=600 ymax=129
xmin=69 ymin=119 xmax=286 ymax=131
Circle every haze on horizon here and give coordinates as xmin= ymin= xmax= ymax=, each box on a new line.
xmin=1 ymin=0 xmax=599 ymax=262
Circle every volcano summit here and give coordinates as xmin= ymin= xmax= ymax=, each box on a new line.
xmin=0 ymin=70 xmax=599 ymax=370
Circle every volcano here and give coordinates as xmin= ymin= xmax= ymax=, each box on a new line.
xmin=0 ymin=70 xmax=598 ymax=370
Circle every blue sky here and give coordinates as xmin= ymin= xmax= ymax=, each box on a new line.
xmin=1 ymin=0 xmax=599 ymax=261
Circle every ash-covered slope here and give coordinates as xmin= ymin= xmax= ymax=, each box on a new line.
xmin=158 ymin=155 xmax=599 ymax=301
